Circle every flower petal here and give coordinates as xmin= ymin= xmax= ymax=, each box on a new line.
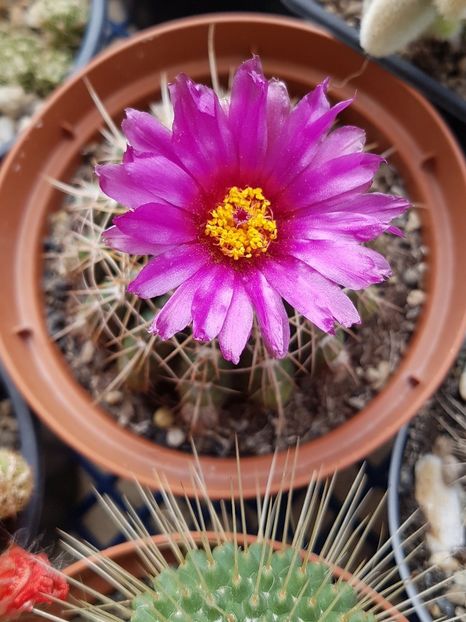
xmin=285 ymin=193 xmax=409 ymax=241
xmin=127 ymin=243 xmax=208 ymax=299
xmin=284 ymin=239 xmax=391 ymax=289
xmin=276 ymin=152 xmax=383 ymax=213
xmin=114 ymin=203 xmax=197 ymax=245
xmin=151 ymin=268 xmax=210 ymax=338
xmin=218 ymin=276 xmax=254 ymax=364
xmin=122 ymin=108 xmax=175 ymax=157
xmin=169 ymin=74 xmax=236 ymax=185
xmin=265 ymin=78 xmax=291 ymax=152
xmin=241 ymin=269 xmax=290 ymax=358
xmin=102 ymin=226 xmax=172 ymax=255
xmin=191 ymin=265 xmax=235 ymax=341
xmin=96 ymin=155 xmax=200 ymax=210
xmin=262 ymin=256 xmax=360 ymax=332
xmin=229 ymin=57 xmax=268 ymax=176
xmin=264 ymin=87 xmax=352 ymax=192
xmin=314 ymin=126 xmax=365 ymax=163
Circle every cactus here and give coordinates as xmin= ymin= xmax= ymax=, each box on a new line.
xmin=26 ymin=0 xmax=89 ymax=49
xmin=132 ymin=542 xmax=373 ymax=622
xmin=27 ymin=456 xmax=446 ymax=622
xmin=360 ymin=0 xmax=465 ymax=56
xmin=44 ymin=62 xmax=402 ymax=436
xmin=0 ymin=449 xmax=33 ymax=519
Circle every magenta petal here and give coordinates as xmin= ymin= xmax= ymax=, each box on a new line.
xmin=114 ymin=203 xmax=197 ymax=245
xmin=229 ymin=57 xmax=268 ymax=175
xmin=122 ymin=108 xmax=175 ymax=158
xmin=315 ymin=126 xmax=365 ymax=163
xmin=102 ymin=226 xmax=172 ymax=255
xmin=242 ymin=270 xmax=290 ymax=358
xmin=169 ymin=75 xmax=236 ymax=184
xmin=292 ymin=191 xmax=409 ymax=220
xmin=96 ymin=156 xmax=199 ymax=211
xmin=264 ymin=97 xmax=353 ymax=193
xmin=151 ymin=268 xmax=208 ymax=338
xmin=127 ymin=243 xmax=208 ymax=299
xmin=265 ymin=78 xmax=291 ymax=153
xmin=96 ymin=163 xmax=151 ymax=210
xmin=218 ymin=277 xmax=253 ymax=364
xmin=277 ymin=152 xmax=383 ymax=213
xmin=262 ymin=256 xmax=360 ymax=332
xmin=285 ymin=239 xmax=391 ymax=289
xmin=191 ymin=265 xmax=235 ymax=341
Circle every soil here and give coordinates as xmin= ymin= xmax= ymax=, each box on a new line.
xmin=397 ymin=344 xmax=466 ymax=620
xmin=43 ymin=125 xmax=425 ymax=459
xmin=315 ymin=0 xmax=466 ymax=100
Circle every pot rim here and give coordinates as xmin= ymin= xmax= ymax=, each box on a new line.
xmin=63 ymin=531 xmax=408 ymax=622
xmin=0 ymin=13 xmax=465 ymax=499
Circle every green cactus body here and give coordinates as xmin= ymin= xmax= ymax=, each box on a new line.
xmin=131 ymin=542 xmax=376 ymax=622
xmin=0 ymin=448 xmax=34 ymax=519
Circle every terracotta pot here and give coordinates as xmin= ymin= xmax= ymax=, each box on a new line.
xmin=35 ymin=533 xmax=405 ymax=622
xmin=0 ymin=14 xmax=465 ymax=499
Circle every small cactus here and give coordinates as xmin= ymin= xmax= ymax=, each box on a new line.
xmin=26 ymin=0 xmax=89 ymax=48
xmin=29 ymin=458 xmax=445 ymax=622
xmin=360 ymin=0 xmax=465 ymax=56
xmin=0 ymin=449 xmax=33 ymax=519
xmin=132 ymin=542 xmax=373 ymax=622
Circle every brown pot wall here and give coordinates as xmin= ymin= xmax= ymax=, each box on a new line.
xmin=0 ymin=14 xmax=465 ymax=498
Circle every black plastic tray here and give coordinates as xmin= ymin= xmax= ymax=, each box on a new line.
xmin=282 ymin=0 xmax=466 ymax=123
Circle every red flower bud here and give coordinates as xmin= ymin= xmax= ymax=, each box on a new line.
xmin=0 ymin=545 xmax=69 ymax=619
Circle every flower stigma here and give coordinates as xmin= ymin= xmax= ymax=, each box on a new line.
xmin=204 ymin=186 xmax=277 ymax=260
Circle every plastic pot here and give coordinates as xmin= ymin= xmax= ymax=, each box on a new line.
xmin=0 ymin=0 xmax=108 ymax=159
xmin=0 ymin=364 xmax=42 ymax=547
xmin=282 ymin=0 xmax=466 ymax=124
xmin=43 ymin=532 xmax=406 ymax=622
xmin=388 ymin=426 xmax=432 ymax=622
xmin=0 ymin=14 xmax=465 ymax=499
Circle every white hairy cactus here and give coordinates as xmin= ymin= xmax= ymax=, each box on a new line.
xmin=434 ymin=0 xmax=466 ymax=19
xmin=360 ymin=0 xmax=465 ymax=56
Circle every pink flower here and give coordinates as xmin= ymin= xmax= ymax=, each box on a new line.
xmin=0 ymin=545 xmax=69 ymax=619
xmin=98 ymin=57 xmax=408 ymax=364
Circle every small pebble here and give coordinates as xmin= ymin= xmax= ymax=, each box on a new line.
xmin=0 ymin=117 xmax=15 ymax=145
xmin=365 ymin=361 xmax=391 ymax=390
xmin=459 ymin=364 xmax=466 ymax=401
xmin=0 ymin=85 xmax=27 ymax=117
xmin=153 ymin=407 xmax=174 ymax=429
xmin=79 ymin=340 xmax=95 ymax=365
xmin=405 ymin=210 xmax=421 ymax=232
xmin=104 ymin=390 xmax=123 ymax=405
xmin=403 ymin=267 xmax=419 ymax=286
xmin=346 ymin=396 xmax=366 ymax=410
xmin=166 ymin=427 xmax=186 ymax=448
xmin=17 ymin=116 xmax=31 ymax=134
xmin=407 ymin=289 xmax=426 ymax=307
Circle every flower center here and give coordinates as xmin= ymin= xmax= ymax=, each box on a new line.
xmin=204 ymin=186 xmax=277 ymax=261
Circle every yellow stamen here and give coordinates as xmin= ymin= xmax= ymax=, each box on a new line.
xmin=204 ymin=186 xmax=277 ymax=260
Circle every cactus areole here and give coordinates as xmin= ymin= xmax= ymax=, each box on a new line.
xmin=97 ymin=57 xmax=409 ymax=364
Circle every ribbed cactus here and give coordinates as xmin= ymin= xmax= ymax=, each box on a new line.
xmin=132 ymin=542 xmax=374 ymax=622
xmin=28 ymin=459 xmax=445 ymax=622
xmin=0 ymin=448 xmax=33 ymax=519
xmin=360 ymin=0 xmax=466 ymax=56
